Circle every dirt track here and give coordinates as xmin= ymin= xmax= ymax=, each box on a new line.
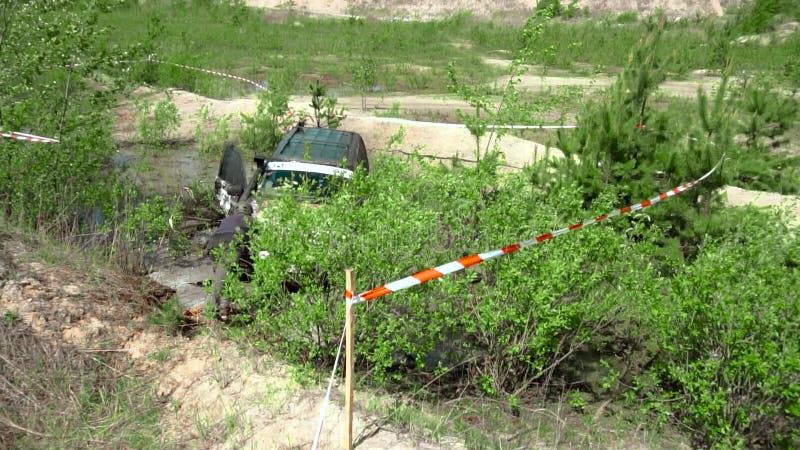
xmin=246 ymin=0 xmax=734 ymax=19
xmin=115 ymin=88 xmax=564 ymax=168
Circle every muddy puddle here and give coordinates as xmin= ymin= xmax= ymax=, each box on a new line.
xmin=115 ymin=143 xmax=219 ymax=197
xmin=117 ymin=143 xmax=222 ymax=310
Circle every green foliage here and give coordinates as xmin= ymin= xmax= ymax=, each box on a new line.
xmin=147 ymin=297 xmax=188 ymax=335
xmin=732 ymin=0 xmax=785 ymax=34
xmin=236 ymin=156 xmax=661 ymax=392
xmin=447 ymin=8 xmax=560 ymax=161
xmin=552 ymin=21 xmax=738 ymax=257
xmin=232 ymin=152 xmax=799 ymax=448
xmin=99 ymin=1 xmax=799 ymax=98
xmin=193 ymin=104 xmax=232 ymax=156
xmin=536 ymin=0 xmax=563 ymax=15
xmin=100 ymin=1 xmax=501 ymax=95
xmin=736 ymin=80 xmax=798 ymax=148
xmin=375 ymin=102 xmax=402 ymax=119
xmin=308 ymin=80 xmax=346 ymax=129
xmin=239 ymin=85 xmax=293 ymax=155
xmin=615 ymin=11 xmax=638 ymax=24
xmin=135 ymin=96 xmax=181 ymax=149
xmin=784 ymin=58 xmax=800 ymax=89
xmin=119 ymin=195 xmax=183 ymax=245
xmin=535 ymin=0 xmax=580 ymax=19
xmin=446 ymin=64 xmax=492 ymax=159
xmin=309 ymin=80 xmax=327 ymax=127
xmin=350 ymin=57 xmax=378 ymax=110
xmin=656 ymin=210 xmax=800 ymax=448
xmin=509 ymin=14 xmax=797 ymax=75
xmin=0 ymin=0 xmax=122 ymax=230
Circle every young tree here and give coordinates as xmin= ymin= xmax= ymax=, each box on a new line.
xmin=350 ymin=57 xmax=377 ymax=111
xmin=446 ymin=7 xmax=556 ymax=164
xmin=309 ymin=80 xmax=326 ymax=128
xmin=0 ymin=0 xmax=120 ymax=228
xmin=239 ymin=86 xmax=293 ymax=155
xmin=309 ymin=80 xmax=346 ymax=129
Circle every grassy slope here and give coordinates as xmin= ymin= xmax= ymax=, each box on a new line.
xmin=99 ymin=1 xmax=799 ymax=98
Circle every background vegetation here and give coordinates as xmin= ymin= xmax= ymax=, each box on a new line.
xmin=96 ymin=0 xmax=800 ymax=97
xmin=1 ymin=0 xmax=799 ymax=448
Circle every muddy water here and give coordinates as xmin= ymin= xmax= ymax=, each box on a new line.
xmin=116 ymin=144 xmax=219 ymax=197
xmin=117 ymin=144 xmax=222 ymax=309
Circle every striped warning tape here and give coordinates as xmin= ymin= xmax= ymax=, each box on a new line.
xmin=1 ymin=131 xmax=60 ymax=143
xmin=45 ymin=57 xmax=268 ymax=91
xmin=350 ymin=155 xmax=726 ymax=304
xmin=146 ymin=56 xmax=268 ymax=91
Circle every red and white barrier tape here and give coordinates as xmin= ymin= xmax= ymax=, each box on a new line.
xmin=350 ymin=155 xmax=726 ymax=304
xmin=146 ymin=56 xmax=268 ymax=91
xmin=1 ymin=131 xmax=59 ymax=143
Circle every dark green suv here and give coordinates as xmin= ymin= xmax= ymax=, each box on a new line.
xmin=210 ymin=124 xmax=368 ymax=246
xmin=207 ymin=125 xmax=369 ymax=316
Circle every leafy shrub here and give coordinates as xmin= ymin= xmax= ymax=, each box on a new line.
xmin=733 ymin=0 xmax=781 ymax=35
xmin=654 ymin=209 xmax=800 ymax=448
xmin=119 ymin=195 xmax=183 ymax=245
xmin=193 ymin=104 xmax=232 ymax=156
xmin=615 ymin=11 xmax=638 ymax=24
xmin=232 ymin=153 xmax=800 ymax=447
xmin=135 ymin=97 xmax=181 ymax=149
xmin=239 ymin=86 xmax=293 ymax=155
xmin=234 ymin=155 xmax=660 ymax=389
xmin=736 ymin=80 xmax=798 ymax=149
xmin=350 ymin=57 xmax=378 ymax=111
xmin=0 ymin=0 xmax=123 ymax=230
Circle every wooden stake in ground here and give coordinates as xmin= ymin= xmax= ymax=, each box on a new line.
xmin=344 ymin=269 xmax=355 ymax=450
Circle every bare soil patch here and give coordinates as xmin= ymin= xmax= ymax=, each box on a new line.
xmin=0 ymin=232 xmax=461 ymax=448
xmin=114 ymin=88 xmax=564 ymax=169
xmin=246 ymin=0 xmax=736 ymax=19
xmin=723 ymin=185 xmax=800 ymax=226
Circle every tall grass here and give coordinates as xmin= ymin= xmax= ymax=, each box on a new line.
xmin=100 ymin=1 xmax=502 ymax=96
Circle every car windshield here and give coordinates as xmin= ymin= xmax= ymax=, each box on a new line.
xmin=257 ymin=162 xmax=353 ymax=197
xmin=260 ymin=170 xmax=331 ymax=192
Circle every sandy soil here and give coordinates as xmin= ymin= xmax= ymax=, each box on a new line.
xmin=246 ymin=0 xmax=737 ymax=19
xmin=723 ymin=185 xmax=800 ymax=226
xmin=114 ymin=88 xmax=563 ymax=169
xmin=0 ymin=235 xmax=457 ymax=449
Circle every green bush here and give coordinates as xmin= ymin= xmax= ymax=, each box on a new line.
xmin=655 ymin=209 xmax=800 ymax=448
xmin=239 ymin=86 xmax=294 ymax=155
xmin=615 ymin=11 xmax=638 ymax=24
xmin=733 ymin=0 xmax=781 ymax=35
xmin=119 ymin=195 xmax=183 ymax=244
xmin=0 ymin=0 xmax=123 ymax=230
xmin=193 ymin=104 xmax=232 ymax=156
xmin=135 ymin=97 xmax=181 ymax=149
xmin=231 ymin=153 xmax=799 ymax=447
xmin=237 ymin=156 xmax=665 ymax=388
